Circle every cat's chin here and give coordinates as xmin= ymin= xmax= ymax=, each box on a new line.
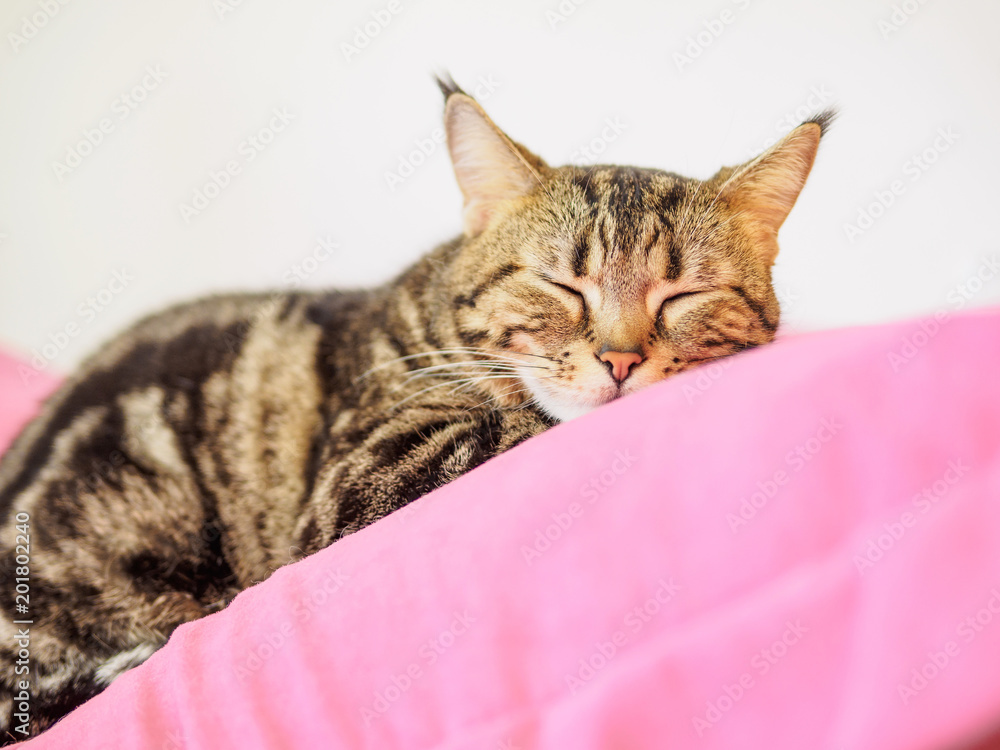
xmin=535 ymin=398 xmax=597 ymax=423
xmin=520 ymin=374 xmax=609 ymax=423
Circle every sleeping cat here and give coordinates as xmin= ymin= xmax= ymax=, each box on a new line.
xmin=0 ymin=78 xmax=832 ymax=741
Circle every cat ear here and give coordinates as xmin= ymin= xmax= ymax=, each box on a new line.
xmin=719 ymin=109 xmax=835 ymax=263
xmin=438 ymin=78 xmax=549 ymax=237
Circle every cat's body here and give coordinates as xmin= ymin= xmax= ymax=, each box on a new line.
xmin=1 ymin=80 xmax=831 ymax=741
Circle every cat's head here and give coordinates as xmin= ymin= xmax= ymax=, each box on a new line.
xmin=437 ymin=78 xmax=832 ymax=421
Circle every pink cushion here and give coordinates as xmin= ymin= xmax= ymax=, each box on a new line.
xmin=0 ymin=354 xmax=61 ymax=456
xmin=10 ymin=307 xmax=1000 ymax=749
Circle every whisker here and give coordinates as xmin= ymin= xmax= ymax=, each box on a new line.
xmin=403 ymin=361 xmax=545 ymax=380
xmin=405 ymin=368 xmax=515 ymax=381
xmin=389 ymin=374 xmax=527 ymax=410
xmin=404 ymin=363 xmax=514 ymax=377
xmin=466 ymin=384 xmax=536 ymax=411
xmin=360 ymin=348 xmax=483 ymax=371
xmin=388 ymin=379 xmax=469 ymax=409
xmin=448 ymin=346 xmax=558 ymax=363
xmin=357 ymin=347 xmax=557 ymax=382
xmin=388 ymin=369 xmax=558 ymax=410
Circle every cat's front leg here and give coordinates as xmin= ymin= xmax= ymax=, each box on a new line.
xmin=291 ymin=404 xmax=552 ymax=556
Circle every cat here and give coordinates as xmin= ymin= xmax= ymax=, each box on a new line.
xmin=0 ymin=77 xmax=832 ymax=741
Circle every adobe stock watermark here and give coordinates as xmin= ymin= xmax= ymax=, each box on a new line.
xmin=775 ymin=284 xmax=800 ymax=312
xmin=726 ymin=417 xmax=842 ymax=533
xmin=220 ymin=235 xmax=339 ymax=354
xmin=178 ymin=107 xmax=294 ymax=222
xmin=853 ymin=458 xmax=970 ymax=574
xmin=18 ymin=268 xmax=135 ymax=385
xmin=7 ymin=0 xmax=71 ymax=54
xmin=232 ymin=567 xmax=350 ymax=682
xmin=51 ymin=65 xmax=168 ymax=183
xmin=281 ymin=235 xmax=339 ymax=288
xmin=564 ymin=578 xmax=681 ymax=695
xmin=898 ymin=586 xmax=1000 ymax=705
xmin=681 ymin=355 xmax=739 ymax=404
xmin=11 ymin=627 xmax=31 ymax=739
xmin=673 ymin=0 xmax=752 ymax=71
xmin=746 ymin=85 xmax=835 ymax=159
xmin=159 ymin=730 xmax=188 ymax=750
xmin=520 ymin=448 xmax=638 ymax=564
xmin=359 ymin=610 xmax=476 ymax=726
xmin=886 ymin=254 xmax=999 ymax=372
xmin=341 ymin=0 xmax=402 ymax=64
xmin=568 ymin=117 xmax=627 ymax=165
xmin=692 ymin=620 xmax=808 ymax=736
xmin=878 ymin=0 xmax=931 ymax=40
xmin=545 ymin=0 xmax=590 ymax=30
xmin=843 ymin=126 xmax=959 ymax=244
xmin=213 ymin=0 xmax=248 ymax=21
xmin=384 ymin=74 xmax=501 ymax=192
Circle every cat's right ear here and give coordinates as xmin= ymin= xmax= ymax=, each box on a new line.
xmin=711 ymin=109 xmax=835 ymax=265
xmin=437 ymin=77 xmax=550 ymax=237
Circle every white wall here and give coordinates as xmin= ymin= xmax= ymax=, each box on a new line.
xmin=1 ymin=0 xmax=998 ymax=374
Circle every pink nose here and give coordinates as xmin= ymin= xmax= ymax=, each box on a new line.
xmin=599 ymin=350 xmax=643 ymax=384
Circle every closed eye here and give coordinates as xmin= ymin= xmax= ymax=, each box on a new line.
xmin=546 ymin=279 xmax=584 ymax=299
xmin=657 ymin=290 xmax=702 ymax=316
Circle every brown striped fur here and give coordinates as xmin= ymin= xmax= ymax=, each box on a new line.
xmin=0 ymin=80 xmax=832 ymax=741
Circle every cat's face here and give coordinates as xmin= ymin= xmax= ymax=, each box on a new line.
xmin=440 ymin=80 xmax=830 ymax=421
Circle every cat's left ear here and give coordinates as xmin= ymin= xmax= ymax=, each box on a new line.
xmin=438 ymin=78 xmax=550 ymax=237
xmin=719 ymin=109 xmax=835 ymax=263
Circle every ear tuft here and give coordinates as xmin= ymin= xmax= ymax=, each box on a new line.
xmin=434 ymin=73 xmax=465 ymax=101
xmin=803 ymin=107 xmax=838 ymax=138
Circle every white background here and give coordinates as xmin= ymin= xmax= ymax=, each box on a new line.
xmin=1 ymin=0 xmax=998 ymax=373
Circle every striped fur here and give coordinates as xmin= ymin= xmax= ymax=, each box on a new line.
xmin=0 ymin=84 xmax=831 ymax=741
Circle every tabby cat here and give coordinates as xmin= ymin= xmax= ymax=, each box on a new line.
xmin=0 ymin=78 xmax=832 ymax=741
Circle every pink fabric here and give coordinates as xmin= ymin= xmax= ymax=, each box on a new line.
xmin=7 ymin=307 xmax=1000 ymax=749
xmin=0 ymin=354 xmax=60 ymax=456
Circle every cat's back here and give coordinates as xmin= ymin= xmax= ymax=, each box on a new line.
xmin=0 ymin=288 xmax=375 ymax=520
